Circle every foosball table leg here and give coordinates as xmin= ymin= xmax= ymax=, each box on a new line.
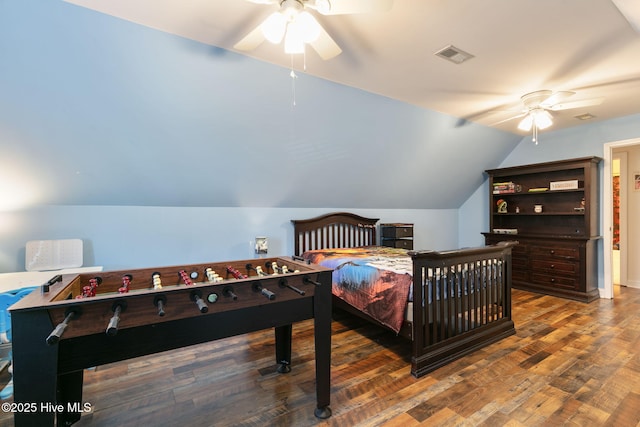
xmin=313 ymin=270 xmax=332 ymax=419
xmin=57 ymin=370 xmax=84 ymax=426
xmin=274 ymin=324 xmax=292 ymax=373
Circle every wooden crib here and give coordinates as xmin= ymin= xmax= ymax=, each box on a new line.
xmin=292 ymin=212 xmax=516 ymax=377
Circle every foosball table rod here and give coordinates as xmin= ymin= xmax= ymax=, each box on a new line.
xmin=154 ymin=294 xmax=167 ymax=317
xmin=279 ymin=278 xmax=305 ymax=295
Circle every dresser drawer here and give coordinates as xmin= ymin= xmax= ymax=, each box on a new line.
xmin=531 ymin=259 xmax=578 ymax=275
xmin=382 ymin=239 xmax=413 ymax=250
xmin=531 ymin=272 xmax=578 ymax=290
xmin=530 ymin=245 xmax=579 ymax=260
xmin=381 ymin=224 xmax=413 ymax=239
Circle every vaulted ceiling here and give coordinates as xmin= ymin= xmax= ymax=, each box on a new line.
xmin=2 ymin=1 xmax=638 ymax=211
xmin=64 ymin=0 xmax=640 ymax=134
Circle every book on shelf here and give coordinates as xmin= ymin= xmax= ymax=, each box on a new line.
xmin=550 ymin=179 xmax=579 ymax=190
xmin=492 ymin=181 xmax=515 ymax=194
xmin=492 ymin=228 xmax=518 ymax=235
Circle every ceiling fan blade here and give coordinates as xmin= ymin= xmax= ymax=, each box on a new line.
xmin=573 ymin=75 xmax=640 ymax=91
xmin=308 ymin=26 xmax=342 ymax=59
xmin=313 ymin=0 xmax=394 ymax=15
xmin=540 ymin=91 xmax=575 ymax=108
xmin=548 ymin=97 xmax=605 ymax=111
xmin=233 ymin=25 xmax=266 ymax=51
xmin=489 ymin=112 xmax=528 ymax=127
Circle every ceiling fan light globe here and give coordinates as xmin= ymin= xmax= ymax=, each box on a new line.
xmin=532 ymin=109 xmax=553 ymax=130
xmin=296 ymin=11 xmax=322 ymax=42
xmin=261 ymin=12 xmax=287 ymax=43
xmin=284 ymin=23 xmax=305 ymax=53
xmin=517 ymin=114 xmax=533 ymax=131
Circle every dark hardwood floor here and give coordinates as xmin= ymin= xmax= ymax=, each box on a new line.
xmin=1 ymin=287 xmax=640 ymax=426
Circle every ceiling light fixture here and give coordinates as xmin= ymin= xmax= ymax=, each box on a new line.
xmin=517 ymin=108 xmax=553 ymax=144
xmin=261 ymin=0 xmax=322 ymax=55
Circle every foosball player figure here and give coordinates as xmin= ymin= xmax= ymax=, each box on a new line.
xmin=152 ymin=272 xmax=162 ymax=290
xmin=226 ymin=266 xmax=247 ymax=280
xmin=77 ymin=276 xmax=102 ymax=299
xmin=270 ymin=261 xmax=280 ymax=275
xmin=119 ymin=274 xmax=132 ymax=294
xmin=205 ymin=267 xmax=222 ymax=283
xmin=179 ymin=270 xmax=194 ymax=286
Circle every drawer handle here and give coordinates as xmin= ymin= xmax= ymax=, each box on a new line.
xmin=550 ymin=278 xmax=555 ymax=283
xmin=550 ymin=264 xmax=555 ymax=269
xmin=550 ymin=250 xmax=555 ymax=255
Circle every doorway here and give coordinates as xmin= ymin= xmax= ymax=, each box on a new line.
xmin=603 ymin=137 xmax=640 ymax=298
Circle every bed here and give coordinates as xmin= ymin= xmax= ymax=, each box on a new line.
xmin=292 ymin=212 xmax=516 ymax=378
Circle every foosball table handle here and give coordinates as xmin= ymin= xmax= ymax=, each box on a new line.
xmin=106 ymin=301 xmax=127 ymax=336
xmin=45 ymin=307 xmax=82 ymax=345
xmin=190 ymin=290 xmax=208 ymax=313
xmin=253 ymin=281 xmax=276 ymax=300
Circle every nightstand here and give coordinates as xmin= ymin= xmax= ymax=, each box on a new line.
xmin=380 ymin=223 xmax=413 ymax=250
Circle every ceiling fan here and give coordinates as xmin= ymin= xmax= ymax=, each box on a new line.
xmin=493 ymin=90 xmax=604 ymax=143
xmin=234 ymin=0 xmax=394 ymax=60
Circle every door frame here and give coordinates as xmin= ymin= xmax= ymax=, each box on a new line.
xmin=602 ymin=137 xmax=640 ymax=299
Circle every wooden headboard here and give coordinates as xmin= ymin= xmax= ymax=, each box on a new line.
xmin=291 ymin=212 xmax=379 ymax=256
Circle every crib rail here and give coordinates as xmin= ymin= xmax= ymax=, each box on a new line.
xmin=409 ymin=241 xmax=516 ymax=376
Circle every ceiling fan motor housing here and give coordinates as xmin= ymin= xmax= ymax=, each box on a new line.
xmin=521 ymin=90 xmax=553 ymax=108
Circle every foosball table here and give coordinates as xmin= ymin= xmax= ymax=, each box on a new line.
xmin=9 ymin=256 xmax=332 ymax=426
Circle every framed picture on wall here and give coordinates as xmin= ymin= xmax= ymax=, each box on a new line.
xmin=635 ymin=172 xmax=640 ymax=191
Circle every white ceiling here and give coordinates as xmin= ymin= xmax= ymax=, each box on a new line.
xmin=64 ymin=0 xmax=640 ymax=136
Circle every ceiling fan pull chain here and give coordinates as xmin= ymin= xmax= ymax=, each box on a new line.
xmin=303 ymin=47 xmax=307 ymax=72
xmin=290 ymin=54 xmax=297 ymax=107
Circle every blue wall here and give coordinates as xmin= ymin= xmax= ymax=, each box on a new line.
xmin=0 ymin=1 xmax=519 ymax=211
xmin=1 ymin=1 xmax=638 ymax=276
xmin=0 ymin=206 xmax=458 ymax=272
xmin=0 ymin=0 xmax=516 ymax=272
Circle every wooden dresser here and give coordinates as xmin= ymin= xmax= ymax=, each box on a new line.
xmin=483 ymin=157 xmax=601 ymax=302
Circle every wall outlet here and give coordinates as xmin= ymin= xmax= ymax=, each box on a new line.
xmin=255 ymin=236 xmax=268 ymax=254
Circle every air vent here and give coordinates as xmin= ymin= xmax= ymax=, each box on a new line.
xmin=434 ymin=45 xmax=474 ymax=64
xmin=575 ymin=113 xmax=595 ymax=121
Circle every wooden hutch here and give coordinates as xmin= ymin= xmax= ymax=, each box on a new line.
xmin=483 ymin=157 xmax=601 ymax=302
